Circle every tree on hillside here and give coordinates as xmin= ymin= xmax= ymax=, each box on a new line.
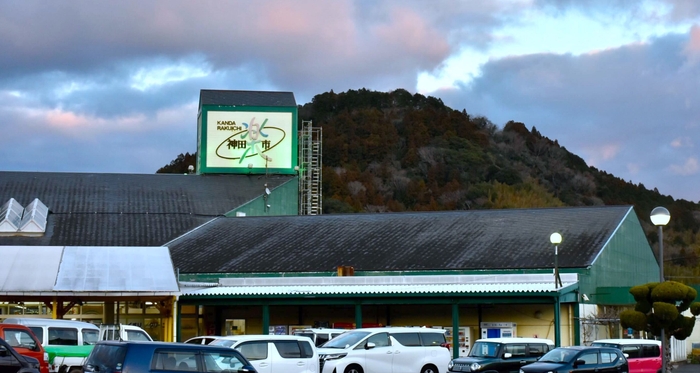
xmin=620 ymin=281 xmax=700 ymax=373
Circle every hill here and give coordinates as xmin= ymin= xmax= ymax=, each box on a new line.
xmin=159 ymin=88 xmax=700 ymax=282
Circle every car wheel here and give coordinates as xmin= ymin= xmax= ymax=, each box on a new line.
xmin=421 ymin=364 xmax=438 ymax=373
xmin=344 ymin=364 xmax=364 ymax=373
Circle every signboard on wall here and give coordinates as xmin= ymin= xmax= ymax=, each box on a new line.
xmin=198 ymin=107 xmax=297 ymax=174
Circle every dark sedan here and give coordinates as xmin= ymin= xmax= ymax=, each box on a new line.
xmin=520 ymin=346 xmax=628 ymax=373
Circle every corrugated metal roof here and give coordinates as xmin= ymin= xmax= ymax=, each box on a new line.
xmin=0 ymin=172 xmax=294 ymax=247
xmin=0 ymin=246 xmax=179 ymax=295
xmin=169 ymin=206 xmax=634 ymax=273
xmin=182 ymin=273 xmax=578 ymax=296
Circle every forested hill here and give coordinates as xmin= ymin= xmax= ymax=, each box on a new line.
xmin=159 ymin=88 xmax=700 ymax=282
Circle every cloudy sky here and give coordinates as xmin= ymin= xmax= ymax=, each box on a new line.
xmin=2 ymin=0 xmax=699 ymax=202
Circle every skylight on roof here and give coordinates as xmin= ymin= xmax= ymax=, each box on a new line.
xmin=19 ymin=198 xmax=48 ymax=234
xmin=0 ymin=198 xmax=49 ymax=236
xmin=0 ymin=198 xmax=24 ymax=233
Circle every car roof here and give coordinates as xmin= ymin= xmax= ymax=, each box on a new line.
xmin=213 ymin=335 xmax=313 ymax=342
xmin=346 ymin=327 xmax=447 ymax=333
xmin=293 ymin=328 xmax=348 ymax=333
xmin=554 ymin=345 xmax=619 ymax=351
xmin=592 ymin=339 xmax=661 ymax=346
xmin=475 ymin=337 xmax=554 ymax=344
xmin=96 ymin=340 xmax=235 ymax=350
xmin=3 ymin=318 xmax=99 ymax=329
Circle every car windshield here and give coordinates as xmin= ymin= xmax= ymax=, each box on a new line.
xmin=468 ymin=342 xmax=501 ymax=358
xmin=210 ymin=339 xmax=237 ymax=348
xmin=83 ymin=330 xmax=100 ymax=345
xmin=321 ymin=331 xmax=371 ymax=349
xmin=538 ymin=348 xmax=578 ymax=363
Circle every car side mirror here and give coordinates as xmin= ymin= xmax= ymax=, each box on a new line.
xmin=365 ymin=342 xmax=376 ymax=350
xmin=503 ymin=352 xmax=512 ymax=359
xmin=0 ymin=347 xmax=8 ymax=357
xmin=574 ymin=359 xmax=586 ymax=367
xmin=623 ymin=353 xmax=629 ymax=358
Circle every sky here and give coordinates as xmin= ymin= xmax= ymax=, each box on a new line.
xmin=1 ymin=0 xmax=700 ymax=202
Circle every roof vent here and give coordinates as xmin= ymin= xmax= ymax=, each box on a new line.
xmin=0 ymin=198 xmax=24 ymax=233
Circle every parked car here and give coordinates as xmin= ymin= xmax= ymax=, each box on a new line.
xmin=291 ymin=328 xmax=347 ymax=347
xmin=83 ymin=340 xmax=256 ymax=373
xmin=447 ymin=337 xmax=554 ymax=373
xmin=184 ymin=336 xmax=224 ymax=345
xmin=210 ymin=335 xmax=317 ymax=373
xmin=0 ymin=336 xmax=41 ymax=373
xmin=317 ymin=327 xmax=451 ymax=373
xmin=591 ymin=339 xmax=661 ymax=373
xmin=0 ymin=324 xmax=49 ymax=373
xmin=519 ymin=345 xmax=628 ymax=373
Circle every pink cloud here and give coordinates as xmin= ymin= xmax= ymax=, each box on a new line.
xmin=670 ymin=157 xmax=699 ymax=176
xmin=373 ymin=6 xmax=450 ymax=64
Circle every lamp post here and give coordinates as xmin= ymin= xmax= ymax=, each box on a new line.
xmin=550 ymin=232 xmax=563 ymax=289
xmin=650 ymin=206 xmax=670 ymax=373
xmin=550 ymin=232 xmax=563 ymax=347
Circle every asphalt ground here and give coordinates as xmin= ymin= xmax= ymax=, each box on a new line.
xmin=670 ymin=361 xmax=699 ymax=372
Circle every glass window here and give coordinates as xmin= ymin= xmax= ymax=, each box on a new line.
xmin=469 ymin=342 xmax=500 ymax=358
xmin=235 ymin=342 xmax=267 ymax=361
xmin=125 ymin=330 xmax=151 ymax=341
xmin=323 ymin=331 xmax=371 ymax=349
xmin=299 ymin=340 xmax=313 ymax=358
xmin=49 ymin=327 xmax=78 ymax=346
xmin=153 ymin=351 xmax=197 ymax=371
xmin=579 ymin=351 xmax=599 ymax=365
xmin=274 ymin=341 xmax=302 ymax=358
xmin=641 ymin=345 xmax=660 ymax=358
xmin=86 ymin=344 xmax=127 ymax=372
xmin=527 ymin=344 xmax=548 ymax=357
xmin=83 ymin=329 xmax=99 ymax=345
xmin=366 ymin=333 xmax=390 ymax=348
xmin=391 ymin=333 xmax=421 ymax=347
xmin=601 ymin=351 xmax=618 ymax=363
xmin=202 ymin=351 xmax=246 ymax=373
xmin=621 ymin=345 xmax=640 ymax=358
xmin=504 ymin=344 xmax=527 ymax=357
xmin=419 ymin=332 xmax=445 ymax=347
xmin=4 ymin=329 xmax=38 ymax=350
xmin=28 ymin=327 xmax=43 ymax=343
xmin=316 ymin=334 xmax=329 ymax=345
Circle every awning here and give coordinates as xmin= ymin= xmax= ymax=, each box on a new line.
xmin=0 ymin=246 xmax=179 ymax=296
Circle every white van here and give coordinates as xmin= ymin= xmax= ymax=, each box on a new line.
xmin=3 ymin=318 xmax=100 ymax=373
xmin=292 ymin=328 xmax=347 ymax=346
xmin=317 ymin=327 xmax=451 ymax=373
xmin=209 ymin=334 xmax=318 ymax=373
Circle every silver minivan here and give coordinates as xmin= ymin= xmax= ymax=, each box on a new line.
xmin=210 ymin=334 xmax=318 ymax=373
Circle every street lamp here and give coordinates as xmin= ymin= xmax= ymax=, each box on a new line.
xmin=550 ymin=232 xmax=563 ymax=289
xmin=650 ymin=206 xmax=670 ymax=373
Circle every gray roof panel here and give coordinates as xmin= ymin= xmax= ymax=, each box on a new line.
xmin=0 ymin=172 xmax=294 ymax=246
xmin=168 ymin=206 xmax=632 ymax=273
xmin=199 ymin=90 xmax=296 ymax=107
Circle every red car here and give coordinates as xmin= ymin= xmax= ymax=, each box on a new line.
xmin=0 ymin=324 xmax=49 ymax=373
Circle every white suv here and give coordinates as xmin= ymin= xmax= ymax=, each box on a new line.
xmin=210 ymin=334 xmax=318 ymax=373
xmin=317 ymin=327 xmax=451 ymax=373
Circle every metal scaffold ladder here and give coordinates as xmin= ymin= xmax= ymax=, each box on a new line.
xmin=298 ymin=120 xmax=322 ymax=215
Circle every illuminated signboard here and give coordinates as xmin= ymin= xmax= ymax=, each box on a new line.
xmin=199 ymin=107 xmax=297 ymax=174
